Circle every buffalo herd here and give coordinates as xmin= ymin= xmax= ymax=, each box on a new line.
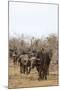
xmin=10 ymin=48 xmax=52 ymax=80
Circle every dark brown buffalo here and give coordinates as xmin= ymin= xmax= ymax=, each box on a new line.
xmin=31 ymin=48 xmax=52 ymax=80
xmin=12 ymin=51 xmax=19 ymax=65
xmin=18 ymin=54 xmax=31 ymax=74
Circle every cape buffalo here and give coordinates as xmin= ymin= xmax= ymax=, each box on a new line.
xmin=31 ymin=48 xmax=52 ymax=80
xmin=18 ymin=54 xmax=31 ymax=74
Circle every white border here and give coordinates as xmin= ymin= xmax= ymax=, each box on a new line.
xmin=0 ymin=0 xmax=60 ymax=90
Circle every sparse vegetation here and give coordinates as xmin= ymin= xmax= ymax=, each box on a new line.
xmin=9 ymin=33 xmax=58 ymax=88
xmin=9 ymin=34 xmax=58 ymax=73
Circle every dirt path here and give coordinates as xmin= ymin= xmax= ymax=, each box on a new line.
xmin=8 ymin=61 xmax=58 ymax=89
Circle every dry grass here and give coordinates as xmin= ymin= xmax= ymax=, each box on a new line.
xmin=8 ymin=60 xmax=59 ymax=89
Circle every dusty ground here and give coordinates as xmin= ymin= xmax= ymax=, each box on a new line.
xmin=8 ymin=60 xmax=59 ymax=89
